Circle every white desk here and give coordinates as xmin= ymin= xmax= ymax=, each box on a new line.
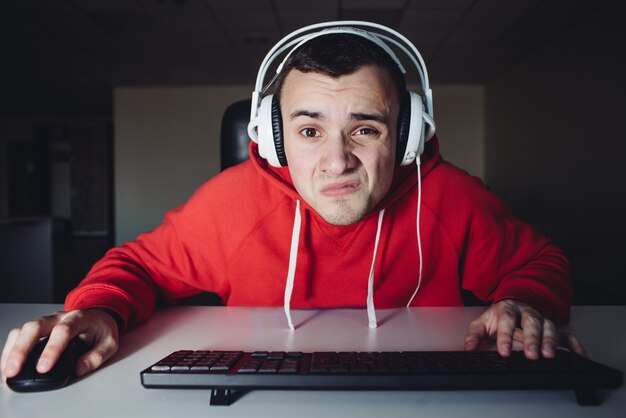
xmin=1 ymin=304 xmax=624 ymax=418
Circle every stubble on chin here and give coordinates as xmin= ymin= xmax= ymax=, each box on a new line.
xmin=318 ymin=197 xmax=370 ymax=226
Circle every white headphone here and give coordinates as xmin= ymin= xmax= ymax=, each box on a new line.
xmin=247 ymin=21 xmax=436 ymax=168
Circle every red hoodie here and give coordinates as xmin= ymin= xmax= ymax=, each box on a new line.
xmin=65 ymin=137 xmax=572 ymax=330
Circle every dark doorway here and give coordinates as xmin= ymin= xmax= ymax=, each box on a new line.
xmin=4 ymin=121 xmax=115 ymax=302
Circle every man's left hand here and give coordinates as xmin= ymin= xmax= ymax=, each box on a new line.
xmin=464 ymin=299 xmax=586 ymax=359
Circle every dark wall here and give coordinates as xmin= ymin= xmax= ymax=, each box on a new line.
xmin=485 ymin=1 xmax=626 ymax=304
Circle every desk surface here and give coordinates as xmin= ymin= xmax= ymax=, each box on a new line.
xmin=1 ymin=304 xmax=624 ymax=418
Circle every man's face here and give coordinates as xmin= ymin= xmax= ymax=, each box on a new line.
xmin=281 ymin=65 xmax=398 ymax=226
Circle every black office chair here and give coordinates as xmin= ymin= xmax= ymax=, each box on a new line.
xmin=220 ymin=99 xmax=252 ymax=171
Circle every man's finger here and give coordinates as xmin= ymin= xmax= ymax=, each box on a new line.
xmin=2 ymin=314 xmax=62 ymax=378
xmin=540 ymin=319 xmax=557 ymax=358
xmin=76 ymin=335 xmax=118 ymax=377
xmin=520 ymin=312 xmax=542 ymax=360
xmin=37 ymin=313 xmax=80 ymax=374
xmin=1 ymin=328 xmax=21 ymax=381
xmin=464 ymin=318 xmax=489 ymax=351
xmin=560 ymin=331 xmax=588 ymax=357
xmin=495 ymin=306 xmax=517 ymax=357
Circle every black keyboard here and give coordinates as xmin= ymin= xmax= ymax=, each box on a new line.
xmin=140 ymin=349 xmax=623 ymax=406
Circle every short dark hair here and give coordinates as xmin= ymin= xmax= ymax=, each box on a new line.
xmin=274 ymin=33 xmax=407 ymax=103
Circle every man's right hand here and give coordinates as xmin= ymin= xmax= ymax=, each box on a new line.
xmin=1 ymin=309 xmax=119 ymax=382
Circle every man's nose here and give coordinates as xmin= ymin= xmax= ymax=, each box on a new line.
xmin=319 ymin=133 xmax=357 ymax=175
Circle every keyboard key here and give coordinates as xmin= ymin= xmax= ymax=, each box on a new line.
xmin=238 ymin=360 xmax=262 ymax=373
xmin=258 ymin=364 xmax=280 ymax=373
xmin=279 ymin=365 xmax=300 ymax=373
xmin=267 ymin=352 xmax=286 ymax=360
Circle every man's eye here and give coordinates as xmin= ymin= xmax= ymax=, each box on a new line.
xmin=300 ymin=128 xmax=319 ymax=138
xmin=354 ymin=127 xmax=380 ymax=137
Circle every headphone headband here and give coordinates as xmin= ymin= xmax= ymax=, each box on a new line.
xmin=247 ymin=21 xmax=436 ymax=167
xmin=250 ymin=21 xmax=433 ymax=121
xmin=276 ymin=27 xmax=407 ymax=79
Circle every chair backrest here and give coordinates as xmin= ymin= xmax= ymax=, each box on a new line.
xmin=220 ymin=99 xmax=252 ymax=171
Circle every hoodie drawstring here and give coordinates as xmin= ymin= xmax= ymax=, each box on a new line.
xmin=366 ymin=208 xmax=386 ymax=328
xmin=283 ymin=199 xmax=301 ymax=331
xmin=407 ymin=156 xmax=423 ymax=306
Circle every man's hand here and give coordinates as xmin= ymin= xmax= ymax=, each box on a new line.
xmin=1 ymin=309 xmax=119 ymax=382
xmin=464 ymin=299 xmax=586 ymax=359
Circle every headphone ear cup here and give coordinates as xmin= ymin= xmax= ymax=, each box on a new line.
xmin=256 ymin=95 xmax=286 ymax=167
xmin=271 ymin=96 xmax=288 ymax=166
xmin=398 ymin=91 xmax=425 ymax=166
xmin=396 ymin=93 xmax=412 ymax=165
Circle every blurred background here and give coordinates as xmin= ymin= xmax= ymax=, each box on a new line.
xmin=1 ymin=0 xmax=624 ymax=305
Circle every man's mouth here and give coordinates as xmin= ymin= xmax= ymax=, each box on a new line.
xmin=320 ymin=180 xmax=361 ymax=197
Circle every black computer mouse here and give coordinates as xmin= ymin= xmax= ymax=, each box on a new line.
xmin=6 ymin=337 xmax=89 ymax=392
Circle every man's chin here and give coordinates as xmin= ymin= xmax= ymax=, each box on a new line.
xmin=318 ymin=201 xmax=369 ymax=226
xmin=323 ymin=215 xmax=361 ymax=226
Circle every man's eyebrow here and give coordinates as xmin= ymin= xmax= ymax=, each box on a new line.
xmin=350 ymin=112 xmax=387 ymax=124
xmin=289 ymin=110 xmax=387 ymax=124
xmin=289 ymin=110 xmax=324 ymax=120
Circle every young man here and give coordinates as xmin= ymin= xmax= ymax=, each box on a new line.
xmin=2 ymin=24 xmax=583 ymax=382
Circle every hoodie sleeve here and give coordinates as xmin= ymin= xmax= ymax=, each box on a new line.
xmin=63 ymin=206 xmax=217 ymax=331
xmin=451 ymin=172 xmax=572 ymax=324
xmin=63 ymin=173 xmax=243 ymax=330
xmin=64 ymin=160 xmax=268 ymax=330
